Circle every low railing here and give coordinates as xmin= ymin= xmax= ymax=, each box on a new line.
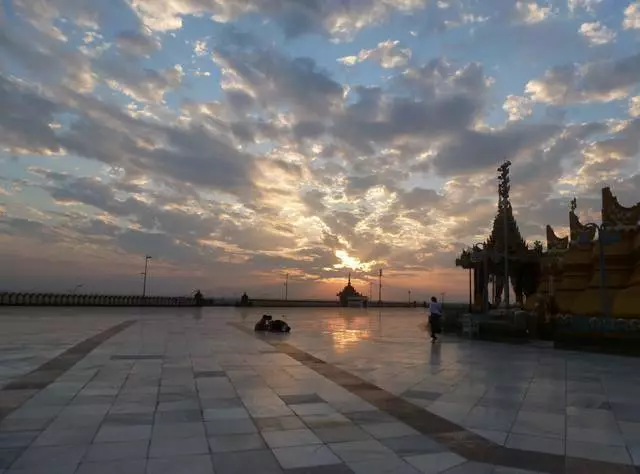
xmin=0 ymin=292 xmax=203 ymax=307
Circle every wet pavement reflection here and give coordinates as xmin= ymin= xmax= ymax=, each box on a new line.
xmin=0 ymin=306 xmax=638 ymax=473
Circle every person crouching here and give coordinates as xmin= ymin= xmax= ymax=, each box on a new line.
xmin=255 ymin=314 xmax=272 ymax=331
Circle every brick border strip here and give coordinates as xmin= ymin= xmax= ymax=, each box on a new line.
xmin=229 ymin=323 xmax=636 ymax=474
xmin=0 ymin=320 xmax=136 ymax=422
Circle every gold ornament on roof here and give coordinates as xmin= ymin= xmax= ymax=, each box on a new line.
xmin=602 ymin=187 xmax=640 ymax=228
xmin=546 ymin=225 xmax=568 ymax=251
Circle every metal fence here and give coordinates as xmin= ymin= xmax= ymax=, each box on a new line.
xmin=0 ymin=293 xmax=201 ymax=307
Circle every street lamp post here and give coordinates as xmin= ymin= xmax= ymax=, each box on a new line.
xmin=142 ymin=255 xmax=152 ymax=297
xmin=498 ymin=160 xmax=511 ymax=309
xmin=468 ymin=267 xmax=472 ymax=313
xmin=285 ymin=273 xmax=289 ymax=301
xmin=408 ymin=290 xmax=411 ymax=305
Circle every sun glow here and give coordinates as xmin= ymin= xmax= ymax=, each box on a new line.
xmin=333 ymin=250 xmax=375 ymax=271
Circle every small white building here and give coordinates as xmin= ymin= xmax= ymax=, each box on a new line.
xmin=346 ymin=296 xmax=368 ymax=308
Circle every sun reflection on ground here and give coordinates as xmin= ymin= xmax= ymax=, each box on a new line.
xmin=323 ymin=316 xmax=373 ymax=353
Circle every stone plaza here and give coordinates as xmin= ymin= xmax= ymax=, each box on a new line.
xmin=0 ymin=306 xmax=638 ymax=474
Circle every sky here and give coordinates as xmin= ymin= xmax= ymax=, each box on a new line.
xmin=0 ymin=0 xmax=639 ymax=301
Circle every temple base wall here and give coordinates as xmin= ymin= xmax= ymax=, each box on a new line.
xmin=612 ymin=232 xmax=640 ymax=317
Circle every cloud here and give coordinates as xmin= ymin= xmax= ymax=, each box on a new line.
xmin=193 ymin=39 xmax=208 ymax=56
xmin=33 ymin=171 xmax=220 ymax=238
xmin=623 ymin=2 xmax=640 ymax=29
xmin=0 ymin=75 xmax=63 ymax=155
xmin=0 ymin=27 xmax=97 ymax=93
xmin=579 ymin=21 xmax=616 ymax=46
xmin=0 ymin=216 xmax=52 ymax=239
xmin=213 ymin=38 xmax=344 ymax=120
xmin=510 ymin=121 xmax=607 ymax=200
xmin=104 ymin=64 xmax=184 ymax=103
xmin=525 ymin=52 xmax=640 ymax=105
xmin=431 ymin=122 xmax=560 ymax=176
xmin=115 ymin=229 xmax=212 ymax=266
xmin=0 ymin=67 xmax=257 ymax=196
xmin=12 ymin=0 xmax=102 ymax=41
xmin=630 ymin=96 xmax=640 ymax=117
xmin=333 ymin=92 xmax=484 ymax=154
xmin=514 ymin=1 xmax=554 ymax=24
xmin=503 ymin=95 xmax=533 ymax=121
xmin=115 ymin=30 xmax=160 ymax=56
xmin=338 ymin=40 xmax=412 ymax=69
xmin=0 ymin=25 xmax=180 ymax=102
xmin=22 ymin=167 xmax=304 ymax=269
xmin=326 ymin=59 xmax=491 ymax=158
xmin=1 ymin=0 xmax=637 ymax=300
xmin=126 ymin=0 xmax=429 ymax=41
xmin=568 ymin=0 xmax=602 ymax=14
xmin=397 ymin=58 xmax=491 ymax=100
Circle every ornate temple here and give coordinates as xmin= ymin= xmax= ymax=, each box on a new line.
xmin=456 ymin=162 xmax=542 ymax=311
xmin=529 ymin=188 xmax=640 ymax=317
xmin=337 ymin=274 xmax=368 ymax=307
xmin=456 ymin=161 xmax=640 ymax=318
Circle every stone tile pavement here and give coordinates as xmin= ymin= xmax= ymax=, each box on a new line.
xmin=0 ymin=306 xmax=637 ymax=473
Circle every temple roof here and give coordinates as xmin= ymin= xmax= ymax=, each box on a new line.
xmin=485 ymin=202 xmax=528 ymax=256
xmin=337 ymin=273 xmax=363 ymax=298
xmin=602 ymin=186 xmax=640 ymax=228
xmin=456 ymin=161 xmax=543 ymax=268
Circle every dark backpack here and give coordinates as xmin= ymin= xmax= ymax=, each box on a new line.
xmin=270 ymin=319 xmax=291 ymax=333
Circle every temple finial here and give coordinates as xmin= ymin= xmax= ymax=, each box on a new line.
xmin=570 ymin=197 xmax=577 ymax=212
xmin=348 ymin=273 xmax=351 ymax=285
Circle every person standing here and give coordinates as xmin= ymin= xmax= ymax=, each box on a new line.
xmin=428 ymin=296 xmax=443 ymax=343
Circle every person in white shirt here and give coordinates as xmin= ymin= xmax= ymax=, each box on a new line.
xmin=428 ymin=296 xmax=443 ymax=342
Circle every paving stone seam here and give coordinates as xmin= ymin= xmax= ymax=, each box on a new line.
xmin=0 ymin=320 xmax=137 ymax=471
xmin=229 ymin=322 xmax=636 ymax=474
